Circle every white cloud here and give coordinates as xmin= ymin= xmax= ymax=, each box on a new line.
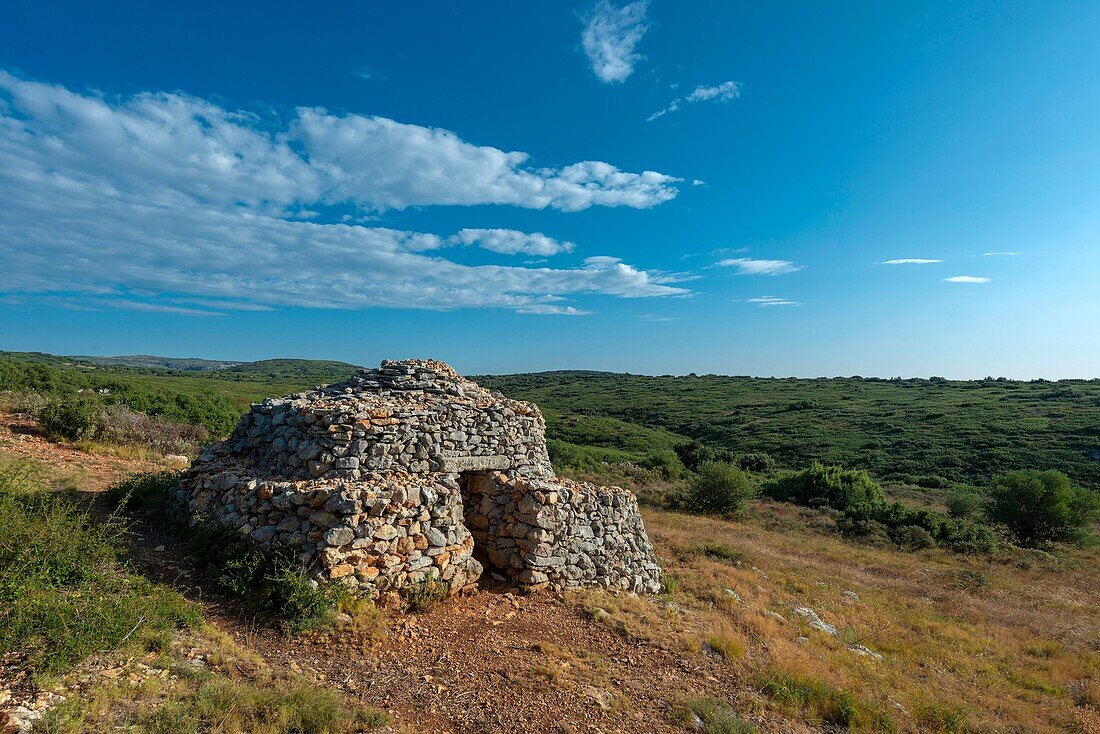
xmin=581 ymin=0 xmax=649 ymax=84
xmin=981 ymin=251 xmax=1019 ymax=256
xmin=686 ymin=81 xmax=742 ymax=103
xmin=354 ymin=66 xmax=383 ymax=81
xmin=717 ymin=258 xmax=802 ymax=276
xmin=944 ymin=276 xmax=991 ymax=283
xmin=0 ymin=72 xmax=689 ymax=315
xmin=648 ymin=80 xmax=741 ymax=121
xmin=0 ymin=71 xmax=679 ymax=214
xmin=692 ymin=179 xmax=705 ymax=186
xmin=881 ymin=258 xmax=942 ymax=265
xmin=449 ymin=229 xmax=574 ymax=256
xmin=746 ymin=296 xmax=800 ymax=307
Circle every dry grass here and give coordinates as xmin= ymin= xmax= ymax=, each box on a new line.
xmin=612 ymin=499 xmax=1100 ymax=733
xmin=37 ymin=625 xmax=390 ymax=733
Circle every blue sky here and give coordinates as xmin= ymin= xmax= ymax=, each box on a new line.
xmin=1 ymin=1 xmax=1097 ymax=377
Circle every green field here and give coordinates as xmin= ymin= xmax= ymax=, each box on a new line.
xmin=1 ymin=352 xmax=1097 ymax=490
xmin=476 ymin=371 xmax=1100 ymax=490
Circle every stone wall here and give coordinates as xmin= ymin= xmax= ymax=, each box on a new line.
xmin=217 ymin=359 xmax=553 ymax=482
xmin=177 ymin=359 xmax=661 ymax=597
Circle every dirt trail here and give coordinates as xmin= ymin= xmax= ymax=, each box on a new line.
xmin=0 ymin=413 xmax=756 ymax=733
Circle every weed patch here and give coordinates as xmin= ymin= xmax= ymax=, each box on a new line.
xmin=671 ymin=697 xmax=756 ymax=733
xmin=401 ymin=572 xmax=450 ymax=612
xmin=758 ymin=671 xmax=892 ymax=731
xmin=0 ymin=460 xmax=199 ymax=681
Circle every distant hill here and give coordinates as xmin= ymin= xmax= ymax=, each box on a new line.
xmin=478 ymin=370 xmax=1100 ymax=490
xmin=70 ymin=354 xmax=244 ymax=371
xmin=215 ymin=359 xmax=361 ymax=384
xmin=0 ymin=351 xmax=360 ymax=383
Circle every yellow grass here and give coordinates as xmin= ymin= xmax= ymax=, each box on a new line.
xmin=616 ymin=499 xmax=1100 ymax=733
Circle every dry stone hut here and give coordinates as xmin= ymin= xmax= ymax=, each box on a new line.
xmin=176 ymin=359 xmax=662 ymax=597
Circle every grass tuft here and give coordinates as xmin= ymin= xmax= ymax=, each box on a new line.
xmin=758 ymin=671 xmax=893 ymax=731
xmin=671 ymin=697 xmax=756 ymax=733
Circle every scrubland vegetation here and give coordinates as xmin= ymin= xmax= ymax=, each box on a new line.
xmin=0 ymin=459 xmax=388 ymax=733
xmin=1 ymin=351 xmax=1097 ymax=731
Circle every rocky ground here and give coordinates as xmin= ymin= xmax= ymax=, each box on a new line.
xmin=0 ymin=412 xmax=770 ymax=734
xmin=2 ymin=412 xmax=1098 ymax=733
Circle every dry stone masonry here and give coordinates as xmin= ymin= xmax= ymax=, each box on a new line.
xmin=176 ymin=359 xmax=662 ymax=597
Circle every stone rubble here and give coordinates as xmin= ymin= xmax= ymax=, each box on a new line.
xmin=176 ymin=359 xmax=662 ymax=596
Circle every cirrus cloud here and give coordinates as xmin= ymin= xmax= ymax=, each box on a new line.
xmin=881 ymin=258 xmax=942 ymax=265
xmin=746 ymin=296 xmax=800 ymax=307
xmin=717 ymin=258 xmax=802 ymax=276
xmin=944 ymin=276 xmax=991 ymax=283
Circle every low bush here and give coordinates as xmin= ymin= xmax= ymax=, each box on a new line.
xmin=737 ymin=451 xmax=775 ymax=473
xmin=769 ymin=463 xmax=997 ymax=554
xmin=674 ymin=440 xmax=734 ymax=472
xmin=892 ymin=524 xmax=936 ymax=550
xmin=192 ymin=530 xmax=346 ymax=633
xmin=98 ymin=404 xmax=209 ymax=455
xmin=38 ymin=398 xmax=104 ymax=440
xmin=639 ymin=449 xmax=686 ymax=479
xmin=986 ymin=470 xmax=1099 ymax=547
xmin=766 ymin=462 xmax=886 ymax=515
xmin=946 ymin=489 xmax=983 ymax=519
xmin=686 ymin=461 xmax=756 ymax=517
xmin=0 ymin=389 xmax=47 ymax=414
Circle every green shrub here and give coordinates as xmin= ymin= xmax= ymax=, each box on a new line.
xmin=110 ymin=474 xmax=345 ymax=633
xmin=639 ymin=449 xmax=686 ymax=479
xmin=674 ymin=440 xmax=734 ymax=472
xmin=737 ymin=451 xmax=775 ymax=473
xmin=687 ymin=461 xmax=756 ymax=516
xmin=987 ymin=470 xmax=1099 ymax=547
xmin=193 ymin=533 xmax=344 ymax=632
xmin=946 ymin=490 xmax=983 ymax=519
xmin=892 ymin=525 xmax=936 ymax=550
xmin=265 ymin=562 xmax=346 ymax=633
xmin=37 ymin=398 xmax=103 ymax=440
xmin=766 ymin=462 xmax=887 ymax=515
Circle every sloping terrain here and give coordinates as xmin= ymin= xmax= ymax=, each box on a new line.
xmin=1 ymin=412 xmax=1097 ymax=733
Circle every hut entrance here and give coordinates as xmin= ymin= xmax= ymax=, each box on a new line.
xmin=458 ymin=471 xmax=513 ymax=577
